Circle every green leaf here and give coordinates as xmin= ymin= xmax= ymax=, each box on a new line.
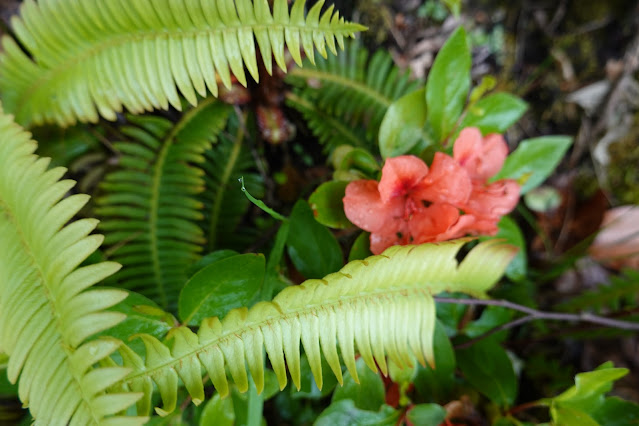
xmin=555 ymin=364 xmax=628 ymax=407
xmin=348 ymin=232 xmax=373 ymax=262
xmin=315 ymin=400 xmax=399 ymax=426
xmin=379 ymin=88 xmax=428 ymax=158
xmin=482 ymin=216 xmax=527 ymax=282
xmin=332 ymin=358 xmax=386 ymax=411
xmin=463 ymin=306 xmax=513 ymax=340
xmin=426 ymin=26 xmax=471 ymax=142
xmin=98 ymin=290 xmax=173 ymax=356
xmin=291 ymin=354 xmax=338 ymax=399
xmin=188 ymin=249 xmax=240 ymax=276
xmin=457 ymin=336 xmax=517 ymax=407
xmin=413 ymin=321 xmax=456 ymax=401
xmin=493 ymin=136 xmax=573 ymax=195
xmin=338 ymin=148 xmax=380 ymax=175
xmin=230 ymin=377 xmax=263 ymax=426
xmin=591 ymin=396 xmax=639 ymax=425
xmin=286 ymin=200 xmax=343 ymax=279
xmin=552 ymin=405 xmax=599 ymax=426
xmin=178 ymin=254 xmax=265 ymax=326
xmin=199 ymin=394 xmax=234 ymax=426
xmin=406 ymin=404 xmax=447 ymax=426
xmin=460 ymin=93 xmax=528 ymax=135
xmin=309 ymin=181 xmax=352 ymax=229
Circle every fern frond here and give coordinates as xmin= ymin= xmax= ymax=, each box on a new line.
xmin=559 ymin=269 xmax=639 ymax=313
xmin=96 ymin=99 xmax=231 ymax=311
xmin=113 ymin=239 xmax=515 ymax=416
xmin=0 ymin=109 xmax=144 ymax=424
xmin=0 ymin=0 xmax=366 ymax=127
xmin=200 ymin=114 xmax=265 ymax=251
xmin=286 ymin=91 xmax=367 ymax=152
xmin=286 ymin=39 xmax=420 ymax=144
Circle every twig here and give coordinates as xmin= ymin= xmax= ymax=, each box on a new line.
xmin=434 ymin=297 xmax=639 ymax=349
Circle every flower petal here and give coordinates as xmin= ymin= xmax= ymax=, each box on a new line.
xmin=369 ymin=227 xmax=409 ymax=255
xmin=344 ymin=180 xmax=404 ymax=233
xmin=453 ymin=128 xmax=508 ymax=180
xmin=412 ymin=152 xmax=472 ymax=206
xmin=409 ymin=203 xmax=462 ymax=244
xmin=464 ymin=179 xmax=520 ymax=219
xmin=378 ymin=155 xmax=429 ymax=204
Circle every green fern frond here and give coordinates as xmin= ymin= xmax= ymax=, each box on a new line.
xmin=286 ymin=39 xmax=420 ymax=144
xmin=112 ymin=239 xmax=515 ymax=416
xmin=559 ymin=269 xmax=639 ymax=313
xmin=200 ymin=114 xmax=265 ymax=251
xmin=96 ymin=99 xmax=231 ymax=311
xmin=286 ymin=91 xmax=366 ymax=152
xmin=0 ymin=109 xmax=145 ymax=424
xmin=0 ymin=0 xmax=366 ymax=127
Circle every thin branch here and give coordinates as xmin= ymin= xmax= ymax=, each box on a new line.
xmin=435 ymin=297 xmax=639 ymax=349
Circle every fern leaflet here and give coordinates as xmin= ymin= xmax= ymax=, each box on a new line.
xmin=286 ymin=91 xmax=367 ymax=152
xmin=110 ymin=239 xmax=516 ymax=416
xmin=286 ymin=39 xmax=420 ymax=145
xmin=96 ymin=99 xmax=231 ymax=311
xmin=0 ymin=108 xmax=144 ymax=425
xmin=0 ymin=0 xmax=366 ymax=127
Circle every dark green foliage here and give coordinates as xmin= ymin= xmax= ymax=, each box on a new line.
xmin=559 ymin=269 xmax=639 ymax=313
xmin=96 ymin=99 xmax=231 ymax=310
xmin=199 ymin=114 xmax=265 ymax=252
xmin=286 ymin=40 xmax=421 ymax=149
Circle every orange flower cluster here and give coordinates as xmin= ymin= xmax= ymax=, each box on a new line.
xmin=343 ymin=128 xmax=520 ymax=254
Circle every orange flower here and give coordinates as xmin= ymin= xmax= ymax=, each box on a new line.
xmin=343 ymin=155 xmax=470 ymax=254
xmin=454 ymin=127 xmax=508 ymax=181
xmin=343 ymin=128 xmax=520 ymax=254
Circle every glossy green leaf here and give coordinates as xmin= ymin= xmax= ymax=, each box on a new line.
xmin=550 ymin=364 xmax=633 ymax=426
xmin=230 ymin=377 xmax=263 ymax=426
xmin=493 ymin=136 xmax=573 ymax=194
xmin=552 ymin=405 xmax=598 ymax=426
xmin=332 ymin=357 xmax=385 ymax=411
xmin=178 ymin=254 xmax=265 ymax=325
xmin=315 ymin=400 xmax=399 ymax=426
xmin=199 ymin=394 xmax=234 ymax=426
xmin=309 ymin=181 xmax=352 ymax=229
xmin=348 ymin=232 xmax=373 ymax=262
xmin=188 ymin=249 xmax=240 ymax=276
xmin=460 ymin=93 xmax=528 ymax=135
xmin=379 ymin=88 xmax=428 ymax=158
xmin=591 ymin=396 xmax=639 ymax=425
xmin=426 ymin=26 xmax=471 ymax=142
xmin=413 ymin=321 xmax=456 ymax=401
xmin=338 ymin=148 xmax=380 ymax=175
xmin=457 ymin=336 xmax=517 ymax=407
xmin=481 ymin=216 xmax=527 ymax=282
xmin=554 ymin=364 xmax=628 ymax=406
xmin=286 ymin=200 xmax=343 ymax=279
xmin=406 ymin=404 xmax=447 ymax=426
xmin=463 ymin=306 xmax=513 ymax=341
